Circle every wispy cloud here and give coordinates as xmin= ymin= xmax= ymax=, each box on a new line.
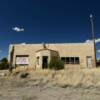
xmin=85 ymin=38 xmax=100 ymax=43
xmin=97 ymin=50 xmax=100 ymax=53
xmin=85 ymin=40 xmax=92 ymax=43
xmin=12 ymin=27 xmax=24 ymax=32
xmin=20 ymin=43 xmax=26 ymax=45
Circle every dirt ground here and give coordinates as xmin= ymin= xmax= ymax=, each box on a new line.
xmin=0 ymin=76 xmax=100 ymax=100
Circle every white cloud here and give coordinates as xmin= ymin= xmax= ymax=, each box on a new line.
xmin=20 ymin=43 xmax=26 ymax=45
xmin=95 ymin=38 xmax=100 ymax=43
xmin=85 ymin=39 xmax=93 ymax=43
xmin=85 ymin=38 xmax=100 ymax=43
xmin=97 ymin=50 xmax=100 ymax=53
xmin=12 ymin=27 xmax=24 ymax=32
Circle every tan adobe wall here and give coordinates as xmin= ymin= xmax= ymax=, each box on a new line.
xmin=8 ymin=43 xmax=95 ymax=69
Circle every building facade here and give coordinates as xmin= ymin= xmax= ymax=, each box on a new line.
xmin=8 ymin=43 xmax=96 ymax=69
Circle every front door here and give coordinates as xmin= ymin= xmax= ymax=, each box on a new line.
xmin=42 ymin=56 xmax=48 ymax=69
xmin=86 ymin=56 xmax=92 ymax=68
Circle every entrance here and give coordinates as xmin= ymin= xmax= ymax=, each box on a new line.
xmin=86 ymin=56 xmax=92 ymax=68
xmin=42 ymin=56 xmax=48 ymax=69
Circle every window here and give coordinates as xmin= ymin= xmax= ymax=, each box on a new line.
xmin=75 ymin=57 xmax=80 ymax=64
xmin=61 ymin=57 xmax=80 ymax=64
xmin=61 ymin=57 xmax=66 ymax=63
xmin=16 ymin=55 xmax=29 ymax=65
xmin=66 ymin=57 xmax=70 ymax=64
xmin=70 ymin=57 xmax=74 ymax=64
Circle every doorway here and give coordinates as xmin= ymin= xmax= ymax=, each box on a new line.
xmin=86 ymin=56 xmax=92 ymax=68
xmin=42 ymin=56 xmax=48 ymax=69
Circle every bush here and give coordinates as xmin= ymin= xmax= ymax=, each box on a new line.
xmin=0 ymin=58 xmax=9 ymax=70
xmin=20 ymin=72 xmax=29 ymax=78
xmin=49 ymin=56 xmax=64 ymax=70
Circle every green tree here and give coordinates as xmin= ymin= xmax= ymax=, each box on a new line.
xmin=49 ymin=56 xmax=64 ymax=70
xmin=0 ymin=58 xmax=9 ymax=70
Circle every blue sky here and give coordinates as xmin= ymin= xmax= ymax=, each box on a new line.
xmin=0 ymin=0 xmax=100 ymax=59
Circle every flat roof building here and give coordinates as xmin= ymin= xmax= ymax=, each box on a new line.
xmin=8 ymin=43 xmax=96 ymax=69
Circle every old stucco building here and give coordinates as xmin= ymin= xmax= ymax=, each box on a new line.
xmin=8 ymin=43 xmax=96 ymax=69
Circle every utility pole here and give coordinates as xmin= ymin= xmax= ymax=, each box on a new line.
xmin=90 ymin=14 xmax=96 ymax=67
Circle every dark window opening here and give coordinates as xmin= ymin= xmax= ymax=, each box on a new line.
xmin=66 ymin=57 xmax=70 ymax=64
xmin=70 ymin=57 xmax=74 ymax=64
xmin=16 ymin=55 xmax=29 ymax=57
xmin=61 ymin=57 xmax=66 ymax=63
xmin=61 ymin=57 xmax=80 ymax=64
xmin=75 ymin=57 xmax=80 ymax=64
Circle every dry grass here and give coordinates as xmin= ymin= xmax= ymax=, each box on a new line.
xmin=1 ymin=67 xmax=100 ymax=100
xmin=11 ymin=67 xmax=100 ymax=87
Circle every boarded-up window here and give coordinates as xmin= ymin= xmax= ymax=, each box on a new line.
xmin=16 ymin=55 xmax=29 ymax=65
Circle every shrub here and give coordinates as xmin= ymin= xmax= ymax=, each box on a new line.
xmin=49 ymin=56 xmax=64 ymax=70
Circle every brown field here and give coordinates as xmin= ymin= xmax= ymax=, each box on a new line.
xmin=1 ymin=67 xmax=100 ymax=100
